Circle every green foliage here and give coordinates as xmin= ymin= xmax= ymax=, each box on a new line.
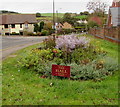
xmin=88 ymin=21 xmax=99 ymax=28
xmin=17 ymin=34 xmax=118 ymax=81
xmin=80 ymin=11 xmax=89 ymax=15
xmin=41 ymin=30 xmax=49 ymax=36
xmin=2 ymin=35 xmax=119 ymax=105
xmin=18 ymin=48 xmax=118 ymax=80
xmin=74 ymin=15 xmax=88 ymax=20
xmin=36 ymin=12 xmax=41 ymax=17
xmin=41 ymin=13 xmax=64 ymax=18
xmin=62 ymin=13 xmax=78 ymax=27
xmin=57 ymin=29 xmax=76 ymax=35
xmin=43 ymin=36 xmax=56 ymax=49
xmin=0 ymin=10 xmax=19 ymax=14
xmin=34 ymin=23 xmax=39 ymax=32
xmin=68 ymin=56 xmax=118 ymax=80
xmin=39 ymin=21 xmax=44 ymax=32
xmin=10 ymin=32 xmax=19 ymax=35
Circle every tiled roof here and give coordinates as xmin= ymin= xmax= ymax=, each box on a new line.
xmin=0 ymin=14 xmax=37 ymax=24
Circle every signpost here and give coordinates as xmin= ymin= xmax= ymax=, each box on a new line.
xmin=52 ymin=65 xmax=70 ymax=78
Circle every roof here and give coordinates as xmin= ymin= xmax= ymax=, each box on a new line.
xmin=109 ymin=7 xmax=120 ymax=26
xmin=113 ymin=0 xmax=120 ymax=2
xmin=0 ymin=14 xmax=37 ymax=24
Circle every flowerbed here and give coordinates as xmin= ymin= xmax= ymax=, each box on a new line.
xmin=18 ymin=34 xmax=118 ymax=80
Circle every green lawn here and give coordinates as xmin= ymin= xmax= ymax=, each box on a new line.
xmin=74 ymin=15 xmax=88 ymax=20
xmin=2 ymin=36 xmax=119 ymax=105
xmin=41 ymin=13 xmax=64 ymax=18
xmin=36 ymin=17 xmax=53 ymax=21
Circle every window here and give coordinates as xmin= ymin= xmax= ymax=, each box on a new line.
xmin=20 ymin=24 xmax=22 ymax=28
xmin=5 ymin=33 xmax=9 ymax=35
xmin=11 ymin=24 xmax=15 ymax=28
xmin=25 ymin=24 xmax=28 ymax=28
xmin=4 ymin=24 xmax=8 ymax=28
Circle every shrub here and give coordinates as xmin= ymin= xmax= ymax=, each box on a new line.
xmin=18 ymin=50 xmax=118 ymax=80
xmin=68 ymin=56 xmax=118 ymax=80
xmin=36 ymin=32 xmax=42 ymax=36
xmin=55 ymin=34 xmax=90 ymax=51
xmin=41 ymin=30 xmax=49 ymax=36
xmin=88 ymin=21 xmax=99 ymax=28
xmin=26 ymin=32 xmax=37 ymax=36
xmin=34 ymin=23 xmax=39 ymax=32
xmin=39 ymin=21 xmax=44 ymax=32
xmin=18 ymin=34 xmax=118 ymax=81
xmin=57 ymin=29 xmax=76 ymax=35
xmin=43 ymin=36 xmax=56 ymax=49
xmin=10 ymin=32 xmax=19 ymax=35
xmin=36 ymin=12 xmax=41 ymax=17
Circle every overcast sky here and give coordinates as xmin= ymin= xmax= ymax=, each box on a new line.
xmin=0 ymin=0 xmax=113 ymax=13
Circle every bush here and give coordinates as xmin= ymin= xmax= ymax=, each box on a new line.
xmin=10 ymin=32 xmax=19 ymax=35
xmin=27 ymin=32 xmax=37 ymax=36
xmin=36 ymin=12 xmax=41 ymax=17
xmin=88 ymin=21 xmax=99 ymax=28
xmin=36 ymin=32 xmax=42 ymax=36
xmin=57 ymin=29 xmax=76 ymax=35
xmin=68 ymin=56 xmax=118 ymax=80
xmin=41 ymin=30 xmax=49 ymax=36
xmin=18 ymin=34 xmax=118 ymax=81
xmin=55 ymin=34 xmax=90 ymax=51
xmin=18 ymin=49 xmax=118 ymax=80
xmin=43 ymin=36 xmax=56 ymax=49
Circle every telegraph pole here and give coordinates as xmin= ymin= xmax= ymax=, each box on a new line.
xmin=53 ymin=0 xmax=56 ymax=40
xmin=53 ymin=0 xmax=55 ymax=30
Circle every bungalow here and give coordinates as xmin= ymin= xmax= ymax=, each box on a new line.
xmin=107 ymin=0 xmax=120 ymax=27
xmin=56 ymin=22 xmax=73 ymax=30
xmin=77 ymin=20 xmax=88 ymax=24
xmin=0 ymin=14 xmax=37 ymax=35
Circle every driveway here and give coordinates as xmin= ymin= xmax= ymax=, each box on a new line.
xmin=0 ymin=36 xmax=47 ymax=60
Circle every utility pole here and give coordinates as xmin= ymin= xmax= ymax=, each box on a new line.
xmin=53 ymin=0 xmax=56 ymax=40
xmin=53 ymin=0 xmax=55 ymax=30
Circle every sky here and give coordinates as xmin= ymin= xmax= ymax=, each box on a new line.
xmin=0 ymin=0 xmax=113 ymax=13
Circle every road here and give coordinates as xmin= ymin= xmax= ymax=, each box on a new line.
xmin=0 ymin=36 xmax=47 ymax=60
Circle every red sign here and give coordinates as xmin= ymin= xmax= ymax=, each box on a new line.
xmin=52 ymin=65 xmax=70 ymax=78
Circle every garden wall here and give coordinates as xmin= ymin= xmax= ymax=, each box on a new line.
xmin=88 ymin=26 xmax=120 ymax=43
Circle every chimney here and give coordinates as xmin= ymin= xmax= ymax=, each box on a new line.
xmin=112 ymin=0 xmax=120 ymax=7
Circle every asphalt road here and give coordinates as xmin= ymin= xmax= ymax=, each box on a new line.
xmin=0 ymin=36 xmax=47 ymax=60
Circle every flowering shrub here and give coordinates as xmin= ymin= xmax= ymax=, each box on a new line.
xmin=55 ymin=34 xmax=90 ymax=51
xmin=18 ymin=34 xmax=118 ymax=81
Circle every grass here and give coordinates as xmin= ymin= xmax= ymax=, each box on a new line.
xmin=41 ymin=13 xmax=64 ymax=18
xmin=36 ymin=13 xmax=64 ymax=21
xmin=74 ymin=15 xmax=88 ymax=20
xmin=2 ymin=36 xmax=119 ymax=105
xmin=36 ymin=17 xmax=53 ymax=21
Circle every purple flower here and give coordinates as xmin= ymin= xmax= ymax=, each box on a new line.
xmin=55 ymin=34 xmax=90 ymax=51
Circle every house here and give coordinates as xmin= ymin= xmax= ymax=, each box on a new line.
xmin=107 ymin=0 xmax=120 ymax=27
xmin=56 ymin=22 xmax=73 ymax=30
xmin=0 ymin=14 xmax=37 ymax=35
xmin=77 ymin=20 xmax=88 ymax=24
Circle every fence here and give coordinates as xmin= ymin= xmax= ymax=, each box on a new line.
xmin=88 ymin=26 xmax=120 ymax=43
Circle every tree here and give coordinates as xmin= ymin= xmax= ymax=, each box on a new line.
xmin=87 ymin=0 xmax=108 ymax=15
xmin=34 ymin=23 xmax=39 ymax=32
xmin=80 ymin=11 xmax=89 ymax=15
xmin=44 ymin=22 xmax=52 ymax=30
xmin=39 ymin=21 xmax=44 ymax=32
xmin=88 ymin=21 xmax=99 ymax=28
xmin=62 ymin=13 xmax=78 ymax=27
xmin=36 ymin=13 xmax=41 ymax=17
